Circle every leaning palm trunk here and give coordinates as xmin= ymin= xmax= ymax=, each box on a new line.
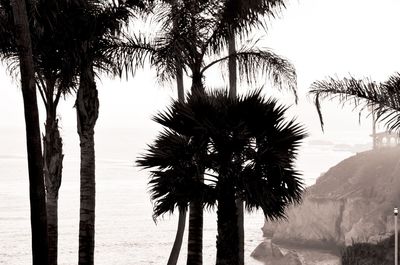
xmin=216 ymin=181 xmax=239 ymax=265
xmin=228 ymin=34 xmax=244 ymax=265
xmin=43 ymin=110 xmax=63 ymax=265
xmin=11 ymin=0 xmax=49 ymax=264
xmin=168 ymin=208 xmax=186 ymax=265
xmin=167 ymin=63 xmax=186 ymax=265
xmin=76 ymin=59 xmax=99 ymax=265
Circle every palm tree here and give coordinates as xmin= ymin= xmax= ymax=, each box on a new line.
xmin=169 ymin=4 xmax=296 ymax=263
xmin=65 ymin=2 xmax=149 ymax=264
xmin=0 ymin=0 xmax=81 ymax=262
xmin=219 ymin=1 xmax=290 ymax=262
xmin=309 ymin=74 xmax=400 ymax=132
xmin=0 ymin=2 xmax=98 ymax=263
xmin=109 ymin=1 xmax=295 ymax=263
xmin=137 ymin=90 xmax=306 ymax=265
xmin=32 ymin=3 xmax=83 ymax=263
xmin=9 ymin=0 xmax=48 ymax=264
xmin=167 ymin=5 xmax=186 ymax=264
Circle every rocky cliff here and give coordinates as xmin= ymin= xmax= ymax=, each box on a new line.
xmin=264 ymin=147 xmax=400 ymax=247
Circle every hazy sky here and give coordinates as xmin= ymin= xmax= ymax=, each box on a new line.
xmin=1 ymin=0 xmax=400 ymax=145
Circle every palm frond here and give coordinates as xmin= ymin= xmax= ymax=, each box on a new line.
xmin=202 ymin=0 xmax=287 ymax=56
xmin=103 ymin=33 xmax=157 ymax=77
xmin=309 ymin=75 xmax=400 ymax=132
xmin=202 ymin=47 xmax=297 ymax=101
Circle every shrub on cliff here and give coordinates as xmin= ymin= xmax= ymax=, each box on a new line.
xmin=342 ymin=233 xmax=399 ymax=265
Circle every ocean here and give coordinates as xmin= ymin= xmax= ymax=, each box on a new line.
xmin=0 ymin=126 xmax=363 ymax=264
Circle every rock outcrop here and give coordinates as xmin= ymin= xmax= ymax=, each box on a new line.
xmin=264 ymin=147 xmax=400 ymax=248
xmin=251 ymin=239 xmax=303 ymax=265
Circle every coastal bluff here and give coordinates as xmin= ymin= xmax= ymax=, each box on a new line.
xmin=264 ymin=147 xmax=400 ymax=247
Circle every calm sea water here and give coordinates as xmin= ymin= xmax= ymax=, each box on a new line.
xmin=0 ymin=127 xmax=360 ymax=264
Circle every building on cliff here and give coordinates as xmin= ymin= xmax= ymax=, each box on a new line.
xmin=371 ymin=131 xmax=400 ymax=149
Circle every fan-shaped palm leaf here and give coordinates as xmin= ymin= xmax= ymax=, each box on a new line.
xmin=138 ymin=90 xmax=306 ymax=265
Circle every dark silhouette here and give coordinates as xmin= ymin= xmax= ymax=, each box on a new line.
xmin=110 ymin=3 xmax=295 ymax=262
xmin=222 ymin=1 xmax=291 ymax=261
xmin=9 ymin=0 xmax=48 ymax=264
xmin=138 ymin=90 xmax=306 ymax=265
xmin=73 ymin=2 xmax=148 ymax=264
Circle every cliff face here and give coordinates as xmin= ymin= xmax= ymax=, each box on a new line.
xmin=265 ymin=147 xmax=400 ymax=247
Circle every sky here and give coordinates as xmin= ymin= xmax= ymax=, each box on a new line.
xmin=1 ymin=0 xmax=400 ymax=145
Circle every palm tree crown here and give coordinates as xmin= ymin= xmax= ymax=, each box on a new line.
xmin=137 ymin=90 xmax=306 ymax=263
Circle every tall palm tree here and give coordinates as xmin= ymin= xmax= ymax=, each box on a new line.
xmin=219 ymin=1 xmax=290 ymax=261
xmin=109 ymin=2 xmax=295 ymax=263
xmin=167 ymin=5 xmax=186 ymax=264
xmin=1 ymin=0 xmax=81 ymax=262
xmin=9 ymin=0 xmax=48 ymax=264
xmin=33 ymin=3 xmax=83 ymax=263
xmin=309 ymin=74 xmax=400 ymax=132
xmin=0 ymin=2 xmax=75 ymax=264
xmin=170 ymin=4 xmax=296 ymax=263
xmin=1 ymin=2 xmax=101 ymax=264
xmin=137 ymin=90 xmax=306 ymax=265
xmin=65 ymin=2 xmax=149 ymax=264
xmin=167 ymin=68 xmax=186 ymax=265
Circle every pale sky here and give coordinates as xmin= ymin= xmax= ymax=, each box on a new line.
xmin=1 ymin=0 xmax=400 ymax=145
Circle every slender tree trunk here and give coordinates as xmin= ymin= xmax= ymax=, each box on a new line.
xmin=216 ymin=183 xmax=239 ymax=265
xmin=11 ymin=1 xmax=49 ymax=264
xmin=186 ymin=75 xmax=204 ymax=265
xmin=76 ymin=60 xmax=99 ymax=265
xmin=167 ymin=57 xmax=186 ymax=265
xmin=46 ymin=191 xmax=58 ymax=265
xmin=168 ymin=208 xmax=186 ymax=265
xmin=43 ymin=108 xmax=63 ymax=265
xmin=191 ymin=70 xmax=205 ymax=95
xmin=186 ymin=200 xmax=203 ymax=265
xmin=177 ymin=66 xmax=184 ymax=103
xmin=235 ymin=200 xmax=244 ymax=265
xmin=228 ymin=36 xmax=237 ymax=100
xmin=228 ymin=34 xmax=245 ymax=265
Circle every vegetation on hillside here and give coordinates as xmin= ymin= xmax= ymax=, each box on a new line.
xmin=342 ymin=233 xmax=399 ymax=265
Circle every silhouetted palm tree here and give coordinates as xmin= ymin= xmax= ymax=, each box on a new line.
xmin=309 ymin=74 xmax=400 ymax=132
xmin=109 ymin=2 xmax=295 ymax=263
xmin=138 ymin=90 xmax=306 ymax=265
xmin=64 ymin=1 xmax=148 ymax=264
xmin=4 ymin=0 xmax=49 ymax=263
xmin=32 ymin=3 xmax=82 ymax=263
xmin=219 ymin=1 xmax=290 ymax=262
xmin=167 ymin=3 xmax=186 ymax=264
xmin=0 ymin=2 xmax=108 ymax=263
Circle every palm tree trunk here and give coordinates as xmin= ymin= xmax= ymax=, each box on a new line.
xmin=216 ymin=183 xmax=239 ymax=265
xmin=76 ymin=60 xmax=99 ymax=265
xmin=46 ymin=191 xmax=58 ymax=265
xmin=43 ymin=108 xmax=63 ymax=265
xmin=191 ymin=69 xmax=205 ymax=95
xmin=167 ymin=60 xmax=186 ymax=265
xmin=186 ymin=201 xmax=203 ymax=265
xmin=235 ymin=200 xmax=244 ymax=265
xmin=228 ymin=36 xmax=237 ymax=99
xmin=11 ymin=1 xmax=49 ymax=264
xmin=168 ymin=207 xmax=186 ymax=265
xmin=228 ymin=33 xmax=244 ymax=265
xmin=186 ymin=74 xmax=204 ymax=265
xmin=177 ymin=66 xmax=184 ymax=103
